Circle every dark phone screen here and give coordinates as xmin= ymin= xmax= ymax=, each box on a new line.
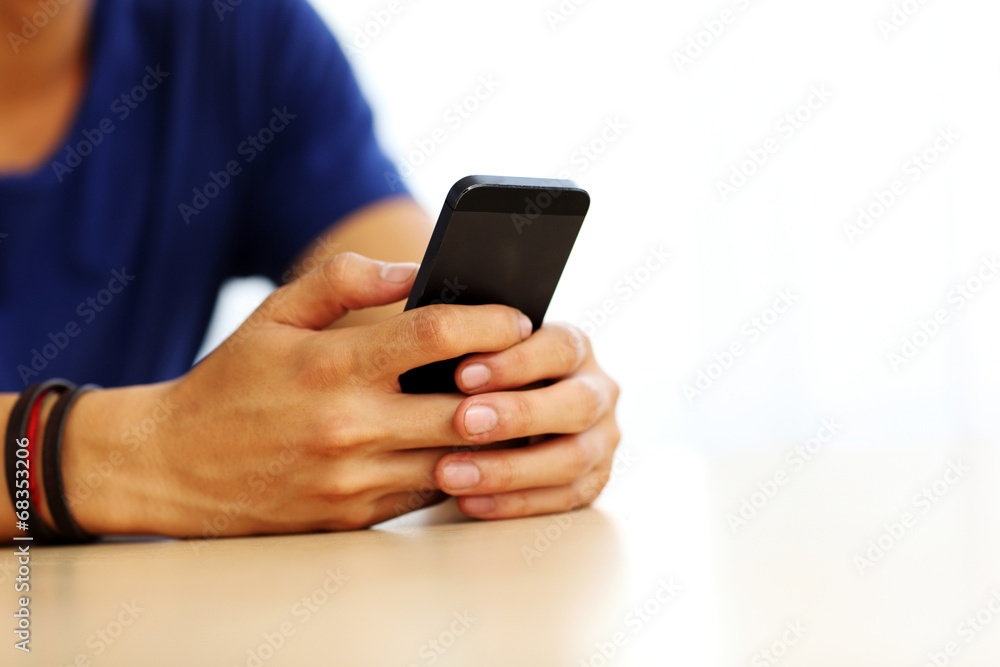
xmin=400 ymin=209 xmax=585 ymax=393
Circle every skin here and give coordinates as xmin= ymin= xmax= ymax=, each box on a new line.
xmin=0 ymin=2 xmax=621 ymax=541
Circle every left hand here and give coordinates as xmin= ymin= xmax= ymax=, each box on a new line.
xmin=434 ymin=323 xmax=621 ymax=519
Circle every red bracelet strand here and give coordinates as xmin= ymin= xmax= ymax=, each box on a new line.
xmin=25 ymin=389 xmax=56 ymax=520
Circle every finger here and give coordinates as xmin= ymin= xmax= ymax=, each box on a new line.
xmin=267 ymin=252 xmax=418 ymax=330
xmin=371 ymin=490 xmax=449 ymax=526
xmin=347 ymin=303 xmax=532 ymax=381
xmin=452 ymin=373 xmax=614 ymax=444
xmin=374 ymin=393 xmax=573 ymax=452
xmin=455 ymin=323 xmax=589 ymax=394
xmin=435 ymin=424 xmax=613 ymax=495
xmin=374 ymin=448 xmax=451 ymax=492
xmin=456 ymin=468 xmax=609 ymax=520
xmin=372 ymin=394 xmax=466 ymax=449
xmin=311 ymin=490 xmax=448 ymax=532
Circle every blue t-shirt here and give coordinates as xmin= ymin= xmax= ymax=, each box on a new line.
xmin=0 ymin=0 xmax=403 ymax=390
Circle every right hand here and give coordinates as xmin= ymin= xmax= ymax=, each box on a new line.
xmin=65 ymin=252 xmax=532 ymax=537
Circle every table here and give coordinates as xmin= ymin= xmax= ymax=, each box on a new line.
xmin=4 ymin=441 xmax=999 ymax=666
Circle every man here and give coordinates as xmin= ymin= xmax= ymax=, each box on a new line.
xmin=0 ymin=0 xmax=619 ymax=540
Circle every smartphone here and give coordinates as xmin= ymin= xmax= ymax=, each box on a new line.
xmin=399 ymin=175 xmax=590 ymax=394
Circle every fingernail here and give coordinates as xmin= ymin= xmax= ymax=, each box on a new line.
xmin=460 ymin=364 xmax=490 ymax=390
xmin=380 ymin=262 xmax=418 ymax=283
xmin=519 ymin=315 xmax=533 ymax=340
xmin=464 ymin=405 xmax=498 ymax=435
xmin=443 ymin=462 xmax=481 ymax=490
xmin=463 ymin=496 xmax=495 ymax=514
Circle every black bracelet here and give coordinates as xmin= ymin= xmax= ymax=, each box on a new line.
xmin=42 ymin=385 xmax=101 ymax=544
xmin=5 ymin=380 xmax=75 ymax=543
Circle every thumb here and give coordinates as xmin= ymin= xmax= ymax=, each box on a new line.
xmin=265 ymin=252 xmax=418 ymax=330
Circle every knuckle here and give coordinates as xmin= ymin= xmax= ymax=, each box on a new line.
xmin=506 ymin=490 xmax=529 ymax=515
xmin=319 ymin=475 xmax=366 ymax=500
xmin=506 ymin=394 xmax=537 ymax=434
xmin=555 ymin=324 xmax=587 ymax=371
xmin=567 ymin=436 xmax=595 ymax=478
xmin=572 ymin=378 xmax=603 ymax=429
xmin=322 ymin=252 xmax=358 ymax=286
xmin=298 ymin=351 xmax=353 ymax=392
xmin=317 ymin=411 xmax=382 ymax=456
xmin=409 ymin=306 xmax=458 ymax=354
xmin=493 ymin=456 xmax=520 ymax=490
xmin=498 ymin=346 xmax=528 ymax=379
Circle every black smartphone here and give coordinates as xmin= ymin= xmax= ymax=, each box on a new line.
xmin=399 ymin=175 xmax=590 ymax=394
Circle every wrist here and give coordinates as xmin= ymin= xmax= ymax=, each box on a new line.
xmin=60 ymin=381 xmax=178 ymax=536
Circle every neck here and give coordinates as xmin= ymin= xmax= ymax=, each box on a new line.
xmin=0 ymin=0 xmax=92 ymax=96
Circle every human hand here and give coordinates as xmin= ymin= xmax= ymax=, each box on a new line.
xmin=65 ymin=252 xmax=535 ymax=537
xmin=434 ymin=323 xmax=621 ymax=520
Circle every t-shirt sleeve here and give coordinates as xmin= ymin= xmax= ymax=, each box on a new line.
xmin=227 ymin=0 xmax=405 ymax=283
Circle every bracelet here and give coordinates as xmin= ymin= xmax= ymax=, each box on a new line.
xmin=26 ymin=389 xmax=59 ymax=519
xmin=42 ymin=385 xmax=101 ymax=544
xmin=5 ymin=380 xmax=75 ymax=543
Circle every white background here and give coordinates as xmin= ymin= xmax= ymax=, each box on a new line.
xmin=202 ymin=0 xmax=1000 ymax=452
